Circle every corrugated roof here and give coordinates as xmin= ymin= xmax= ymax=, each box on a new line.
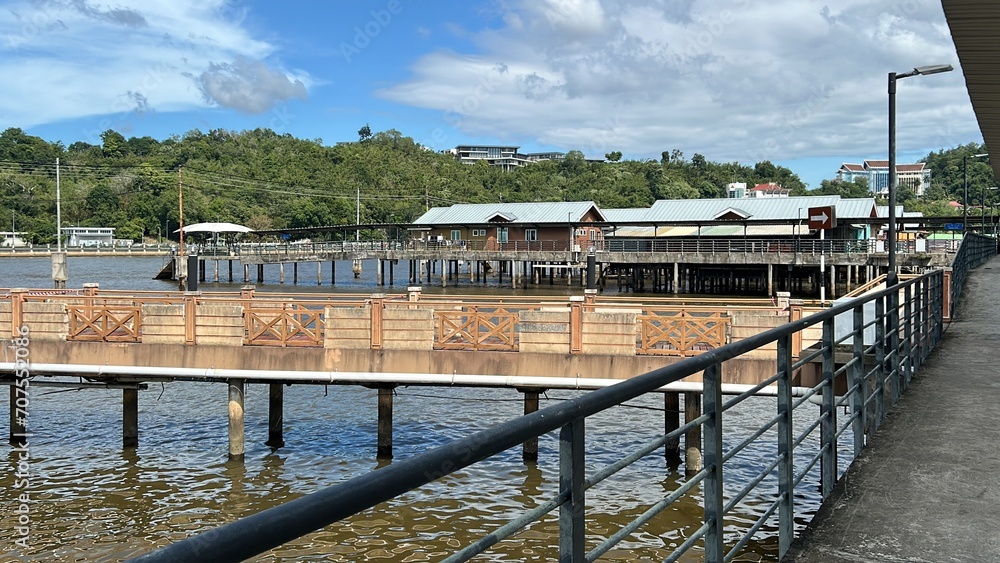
xmin=611 ymin=225 xmax=797 ymax=237
xmin=643 ymin=196 xmax=875 ymax=222
xmin=602 ymin=208 xmax=649 ymax=222
xmin=413 ymin=201 xmax=603 ymax=225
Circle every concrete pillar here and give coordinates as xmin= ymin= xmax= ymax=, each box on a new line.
xmin=377 ymin=259 xmax=384 ymax=286
xmin=228 ymin=260 xmax=233 ymax=283
xmin=244 ymin=263 xmax=249 ymax=283
xmin=664 ymin=392 xmax=681 ymax=468
xmin=388 ymin=260 xmax=394 ymax=286
xmin=377 ymin=386 xmax=394 ymax=459
xmin=673 ymin=262 xmax=680 ymax=294
xmin=521 ymin=389 xmax=540 ymax=462
xmin=440 ymin=259 xmax=446 ymax=287
xmin=829 ymin=264 xmax=836 ymax=299
xmin=266 ymin=382 xmax=284 ymax=448
xmin=214 ymin=260 xmax=219 ymax=283
xmin=684 ymin=392 xmax=702 ymax=476
xmin=317 ymin=262 xmax=322 ymax=285
xmin=279 ymin=263 xmax=285 ymax=284
xmin=331 ymin=261 xmax=336 ymax=285
xmin=123 ymin=388 xmax=138 ymax=449
xmin=293 ymin=262 xmax=298 ymax=284
xmin=767 ymin=263 xmax=774 ymax=296
xmin=228 ymin=379 xmax=245 ymax=462
xmin=257 ymin=264 xmax=264 ymax=283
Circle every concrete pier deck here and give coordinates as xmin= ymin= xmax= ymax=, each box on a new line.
xmin=784 ymin=256 xmax=1000 ymax=562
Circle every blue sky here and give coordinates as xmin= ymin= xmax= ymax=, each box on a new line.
xmin=0 ymin=0 xmax=983 ymax=190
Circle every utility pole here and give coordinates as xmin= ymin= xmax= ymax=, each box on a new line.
xmin=56 ymin=157 xmax=61 ymax=252
xmin=178 ymin=166 xmax=186 ymax=291
xmin=52 ymin=157 xmax=66 ymax=288
xmin=178 ymin=166 xmax=184 ymax=257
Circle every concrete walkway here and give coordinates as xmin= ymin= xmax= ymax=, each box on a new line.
xmin=784 ymin=257 xmax=1000 ymax=562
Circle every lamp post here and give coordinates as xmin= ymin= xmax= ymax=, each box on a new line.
xmin=888 ymin=64 xmax=953 ymax=286
xmin=983 ymin=186 xmax=998 ymax=232
xmin=964 ymin=153 xmax=988 ymax=232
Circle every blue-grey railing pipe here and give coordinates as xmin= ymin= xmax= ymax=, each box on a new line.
xmin=820 ymin=316 xmax=836 ymax=497
xmin=777 ymin=333 xmax=794 ymax=559
xmin=702 ymin=362 xmax=725 ymax=562
xmin=852 ymin=305 xmax=866 ymax=456
xmin=874 ymin=295 xmax=886 ymax=428
xmin=129 ymin=272 xmax=940 ymax=563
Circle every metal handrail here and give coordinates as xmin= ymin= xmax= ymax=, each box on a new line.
xmin=130 ymin=267 xmax=951 ymax=562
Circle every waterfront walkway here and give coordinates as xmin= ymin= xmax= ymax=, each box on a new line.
xmin=785 ymin=256 xmax=1000 ymax=562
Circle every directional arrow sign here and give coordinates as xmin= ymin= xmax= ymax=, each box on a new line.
xmin=807 ymin=205 xmax=837 ymax=230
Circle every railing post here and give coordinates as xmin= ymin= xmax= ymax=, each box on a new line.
xmin=559 ymin=418 xmax=585 ymax=562
xmin=788 ymin=300 xmax=803 ymax=360
xmin=934 ymin=271 xmax=944 ymax=347
xmin=888 ymin=289 xmax=901 ymax=405
xmin=874 ymin=295 xmax=886 ymax=428
xmin=914 ymin=278 xmax=924 ymax=369
xmin=184 ymin=291 xmax=199 ymax=345
xmin=703 ymin=362 xmax=725 ymax=561
xmin=241 ymin=285 xmax=255 ymax=338
xmin=777 ymin=333 xmax=794 ymax=558
xmin=851 ymin=303 xmax=866 ymax=457
xmin=370 ymin=293 xmax=385 ymax=350
xmin=942 ymin=267 xmax=952 ymax=322
xmin=903 ymin=282 xmax=913 ymax=386
xmin=569 ymin=296 xmax=583 ymax=354
xmin=820 ymin=316 xmax=836 ymax=498
xmin=10 ymin=288 xmax=27 ymax=338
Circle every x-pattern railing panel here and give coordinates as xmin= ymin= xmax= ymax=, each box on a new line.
xmin=246 ymin=304 xmax=324 ymax=347
xmin=67 ymin=306 xmax=141 ymax=342
xmin=638 ymin=310 xmax=729 ymax=356
xmin=436 ymin=307 xmax=517 ymax=351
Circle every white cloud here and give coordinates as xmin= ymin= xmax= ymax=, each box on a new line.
xmin=196 ymin=57 xmax=307 ymax=114
xmin=0 ymin=0 xmax=309 ymax=131
xmin=379 ymin=0 xmax=978 ymax=163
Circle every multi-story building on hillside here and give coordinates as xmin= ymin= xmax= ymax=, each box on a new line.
xmin=837 ymin=160 xmax=931 ymax=197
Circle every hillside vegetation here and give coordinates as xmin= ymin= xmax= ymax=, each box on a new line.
xmin=0 ymin=127 xmax=990 ymax=243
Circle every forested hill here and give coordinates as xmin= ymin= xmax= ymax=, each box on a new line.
xmin=0 ymin=126 xmax=988 ymax=243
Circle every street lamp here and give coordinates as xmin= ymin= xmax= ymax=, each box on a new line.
xmin=888 ymin=64 xmax=954 ymax=286
xmin=964 ymin=153 xmax=988 ymax=232
xmin=983 ymin=186 xmax=998 ymax=232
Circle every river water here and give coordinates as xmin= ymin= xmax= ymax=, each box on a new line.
xmin=0 ymin=256 xmax=836 ymax=562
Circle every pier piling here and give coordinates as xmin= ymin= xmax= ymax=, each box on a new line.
xmin=664 ymin=392 xmax=681 ymax=468
xmin=377 ymin=386 xmax=394 ymax=459
xmin=266 ymin=382 xmax=284 ymax=448
xmin=684 ymin=392 xmax=702 ymax=476
xmin=228 ymin=379 xmax=245 ymax=462
xmin=520 ymin=388 xmax=540 ymax=462
xmin=123 ymin=388 xmax=138 ymax=449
